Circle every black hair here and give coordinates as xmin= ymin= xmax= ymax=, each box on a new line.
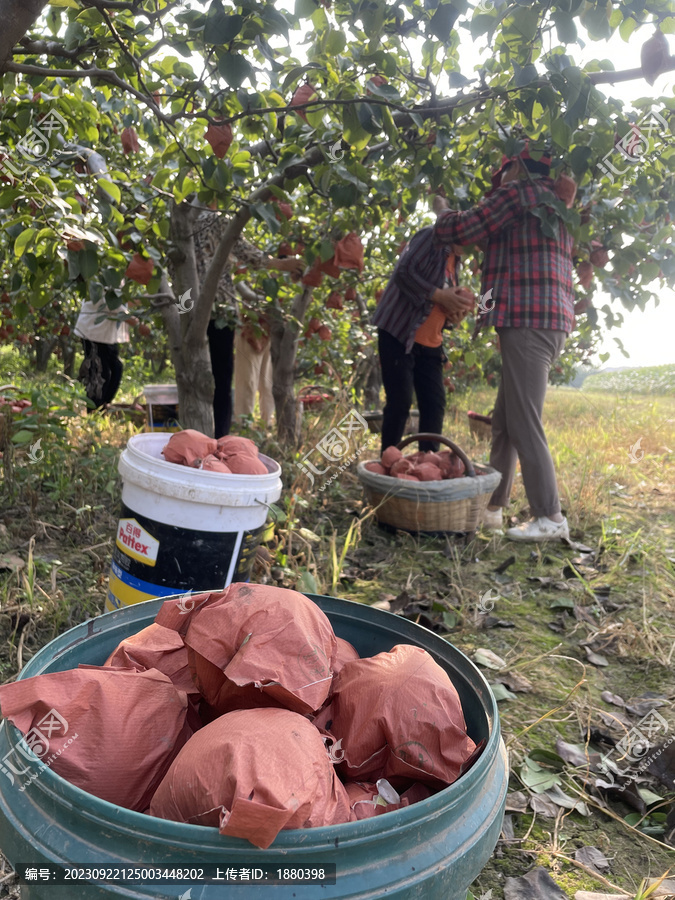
xmin=522 ymin=158 xmax=550 ymax=177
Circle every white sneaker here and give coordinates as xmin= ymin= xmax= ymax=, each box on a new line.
xmin=506 ymin=516 xmax=570 ymax=542
xmin=482 ymin=508 xmax=503 ymax=530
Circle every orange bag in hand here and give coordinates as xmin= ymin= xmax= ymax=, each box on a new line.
xmin=183 ymin=583 xmax=338 ymax=716
xmin=149 ymin=708 xmax=352 ymax=848
xmin=314 ymin=644 xmax=477 ymax=787
xmin=0 ymin=667 xmax=190 ymax=811
xmin=104 ymin=623 xmax=197 ymax=696
xmin=162 ymin=430 xmax=218 ymax=467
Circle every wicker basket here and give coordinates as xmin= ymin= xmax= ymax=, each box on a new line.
xmin=363 ymin=409 xmax=420 ymax=436
xmin=468 ymin=411 xmax=493 ymax=441
xmin=357 ymin=432 xmax=501 ymax=534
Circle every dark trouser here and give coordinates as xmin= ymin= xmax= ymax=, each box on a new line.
xmin=489 ymin=327 xmax=566 ymax=518
xmin=79 ymin=340 xmax=123 ymax=408
xmin=378 ymin=328 xmax=445 ymax=453
xmin=208 ymin=320 xmax=235 ymax=439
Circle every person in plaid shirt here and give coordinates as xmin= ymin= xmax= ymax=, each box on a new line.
xmin=434 ymin=147 xmax=574 ymax=542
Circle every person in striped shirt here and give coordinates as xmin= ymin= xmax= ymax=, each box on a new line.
xmin=372 ymin=215 xmax=475 ymax=453
xmin=434 ymin=147 xmax=575 ymax=542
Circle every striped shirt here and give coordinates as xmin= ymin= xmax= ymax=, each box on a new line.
xmin=434 ymin=177 xmax=575 ymax=333
xmin=372 ymin=226 xmax=454 ymax=351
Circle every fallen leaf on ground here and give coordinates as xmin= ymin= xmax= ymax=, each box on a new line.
xmin=520 ymin=757 xmax=562 ymax=793
xmin=601 ymin=691 xmax=625 ymax=707
xmin=473 ymin=648 xmax=506 ymax=669
xmin=545 ymin=784 xmax=589 ymax=815
xmin=574 ymin=846 xmax=611 ymax=872
xmin=556 ymin=737 xmax=602 ymax=769
xmin=0 ymin=553 xmax=24 ymax=571
xmin=496 ymin=671 xmax=533 ymax=692
xmin=584 ymin=646 xmax=609 ymax=666
xmin=529 ymin=793 xmax=558 ymax=817
xmin=490 ymin=683 xmax=517 ymax=702
xmin=504 ymin=866 xmax=568 ymax=899
xmin=647 ymin=740 xmax=675 ymax=790
xmin=501 ymin=814 xmax=515 ymax=840
xmin=505 ymin=790 xmax=529 ymax=813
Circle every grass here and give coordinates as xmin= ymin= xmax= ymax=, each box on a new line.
xmin=0 ymin=356 xmax=674 ymax=898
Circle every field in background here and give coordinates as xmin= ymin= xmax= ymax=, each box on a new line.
xmin=582 ymin=363 xmax=675 ymax=395
xmin=0 ymin=360 xmax=673 ymax=899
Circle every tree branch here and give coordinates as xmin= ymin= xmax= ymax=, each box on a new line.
xmin=19 ymin=37 xmax=97 ymax=60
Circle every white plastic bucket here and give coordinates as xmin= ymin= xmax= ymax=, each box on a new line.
xmin=143 ymin=384 xmax=180 ymax=432
xmin=107 ymin=433 xmax=282 ymax=611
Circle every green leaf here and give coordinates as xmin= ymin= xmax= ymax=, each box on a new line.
xmin=551 ymin=117 xmax=573 ymax=148
xmin=553 ymin=10 xmax=577 ymax=44
xmin=204 ymin=2 xmax=243 ymax=44
xmin=442 ymin=610 xmax=458 ymax=629
xmin=357 ymin=102 xmax=382 ymax=135
xmin=329 ymin=183 xmax=360 ymax=207
xmin=97 ymin=179 xmax=121 ymax=204
xmin=217 ymin=53 xmax=253 ymax=88
xmin=447 ymin=70 xmax=470 ymax=87
xmin=0 ymin=189 xmax=22 ymax=209
xmin=520 ymin=757 xmax=562 ymax=793
xmin=79 ymin=246 xmax=99 ymax=279
xmin=510 ymin=7 xmax=539 ymax=41
xmin=513 ymin=61 xmax=538 ymax=87
xmin=295 ymin=0 xmax=317 ymax=17
xmin=14 ymin=228 xmax=35 ymax=258
xmin=618 ymin=16 xmax=636 ymax=42
xmin=428 ymin=4 xmax=458 ymax=41
xmin=325 ymin=29 xmax=347 ymax=55
xmin=569 ymin=144 xmax=593 ymax=175
xmin=297 ymin=569 xmax=318 ymax=593
xmin=12 ymin=429 xmax=35 ymax=445
xmin=343 ymin=104 xmax=371 ymax=151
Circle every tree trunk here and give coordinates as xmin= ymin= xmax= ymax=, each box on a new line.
xmin=32 ymin=335 xmax=57 ymax=372
xmin=157 ymin=274 xmax=215 ymax=436
xmin=363 ymin=360 xmax=382 ymax=409
xmin=0 ymin=0 xmax=47 ymax=74
xmin=58 ymin=334 xmax=75 ymax=377
xmin=353 ymin=289 xmax=381 ymax=409
xmin=269 ymin=285 xmax=314 ymax=446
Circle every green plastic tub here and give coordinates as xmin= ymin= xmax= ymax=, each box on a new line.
xmin=0 ymin=594 xmax=507 ymax=899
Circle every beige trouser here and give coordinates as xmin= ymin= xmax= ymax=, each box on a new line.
xmin=489 ymin=326 xmax=566 ymax=518
xmin=233 ymin=331 xmax=275 ymax=426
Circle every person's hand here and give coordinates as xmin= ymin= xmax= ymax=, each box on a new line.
xmin=446 ymin=308 xmax=468 ymax=326
xmin=274 ymin=257 xmax=305 ymax=278
xmin=433 ymin=194 xmax=450 ymax=216
xmin=433 ymin=286 xmax=475 ymax=317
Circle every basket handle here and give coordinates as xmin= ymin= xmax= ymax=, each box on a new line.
xmin=297 ymin=384 xmax=331 ymax=400
xmin=396 ymin=433 xmax=476 ymax=477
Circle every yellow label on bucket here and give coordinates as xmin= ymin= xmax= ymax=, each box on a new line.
xmin=115 ymin=518 xmax=159 ymax=567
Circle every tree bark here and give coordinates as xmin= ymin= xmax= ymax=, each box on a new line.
xmin=58 ymin=334 xmax=75 ymax=377
xmin=353 ymin=289 xmax=381 ymax=409
xmin=269 ymin=285 xmax=314 ymax=446
xmin=156 ymin=271 xmax=215 ymax=436
xmin=32 ymin=335 xmax=57 ymax=372
xmin=0 ymin=0 xmax=47 ymax=75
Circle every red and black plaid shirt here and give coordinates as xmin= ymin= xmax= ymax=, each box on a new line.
xmin=434 ymin=177 xmax=575 ymax=333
